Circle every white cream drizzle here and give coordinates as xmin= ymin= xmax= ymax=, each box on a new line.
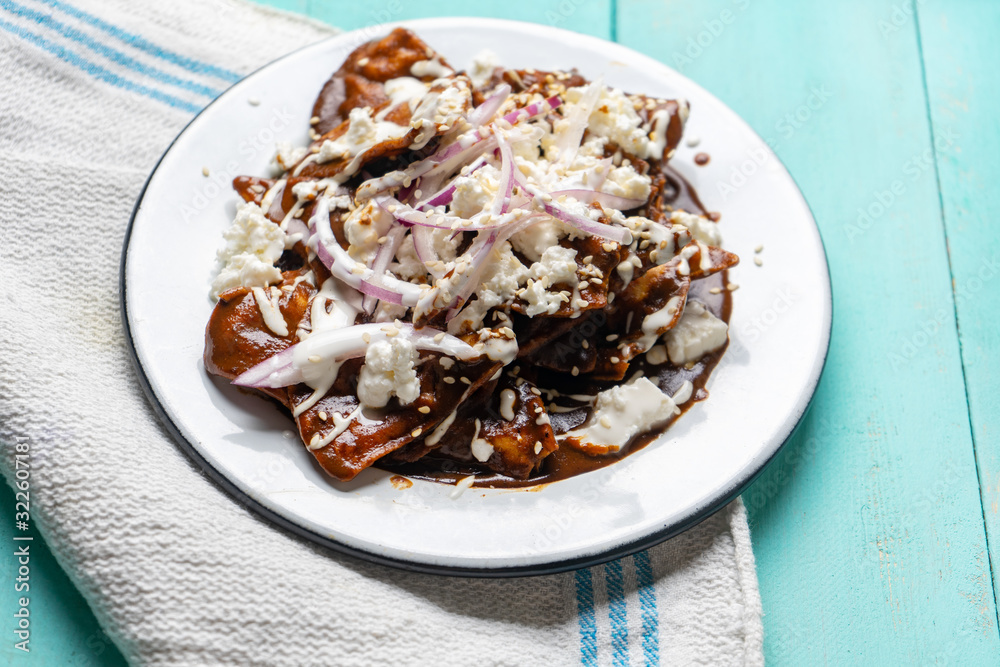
xmin=469 ymin=418 xmax=494 ymax=462
xmin=426 ymin=408 xmax=458 ymax=446
xmin=251 ymin=286 xmax=288 ymax=337
xmin=307 ymin=405 xmax=362 ymax=450
xmin=499 ymin=389 xmax=517 ymax=421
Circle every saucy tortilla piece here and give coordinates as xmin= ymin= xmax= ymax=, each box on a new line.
xmin=311 ymin=27 xmax=453 ymax=135
xmin=204 ymin=271 xmax=315 ymax=406
xmin=291 ymin=356 xmax=500 ymax=481
xmin=394 ymin=376 xmax=557 ymax=480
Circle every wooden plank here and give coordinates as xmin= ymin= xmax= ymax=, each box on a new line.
xmin=917 ymin=0 xmax=1000 ymax=620
xmin=617 ymin=0 xmax=999 ymax=662
xmin=304 ymin=0 xmax=613 ymax=39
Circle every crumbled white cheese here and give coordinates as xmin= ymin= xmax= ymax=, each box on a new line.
xmin=451 ymin=241 xmax=529 ymax=332
xmin=449 ymin=164 xmax=501 ymax=218
xmin=571 ymin=85 xmax=653 ymax=159
xmin=602 ymin=164 xmax=652 ymax=202
xmin=566 ymin=376 xmax=679 ymax=452
xmin=468 ymin=49 xmax=499 ymax=89
xmin=382 ymin=77 xmax=431 ymax=115
xmin=291 ymin=179 xmax=322 ymax=202
xmin=411 ymin=78 xmax=471 ymax=134
xmin=272 ymin=141 xmax=308 ymax=173
xmin=411 ymin=58 xmax=453 ymax=79
xmin=520 ymin=278 xmax=569 ymax=317
xmin=664 ymin=301 xmax=729 ymax=365
xmin=625 ymin=216 xmax=691 ymax=265
xmin=530 ymin=245 xmax=579 ymax=287
xmin=343 ymin=201 xmax=392 ymax=264
xmin=211 ymin=203 xmax=285 ymax=296
xmin=510 ymin=219 xmax=568 ymax=263
xmin=356 ymin=337 xmax=421 ymax=408
xmin=317 ymin=107 xmax=378 ymax=163
xmin=671 ymin=210 xmax=722 ymax=247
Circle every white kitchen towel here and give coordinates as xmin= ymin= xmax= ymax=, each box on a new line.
xmin=0 ymin=0 xmax=764 ymax=664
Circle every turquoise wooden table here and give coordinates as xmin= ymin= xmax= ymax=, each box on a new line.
xmin=3 ymin=0 xmax=998 ymax=663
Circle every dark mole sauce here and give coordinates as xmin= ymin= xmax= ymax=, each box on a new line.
xmin=694 ymin=152 xmax=711 ymax=166
xmin=378 ymin=164 xmax=733 ymax=489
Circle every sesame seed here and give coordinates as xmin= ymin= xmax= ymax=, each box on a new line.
xmin=727 ymin=283 xmax=740 ymax=291
xmin=444 ymin=377 xmax=456 ymax=384
xmin=530 ymin=387 xmax=541 ymax=396
xmin=310 ymin=116 xmax=320 ymax=125
xmin=610 ymin=356 xmax=621 ymax=364
xmin=460 ymin=376 xmax=471 ymax=385
xmin=309 ymin=434 xmax=320 ymax=446
xmin=308 ymin=355 xmax=321 ymax=363
xmin=583 ymin=255 xmax=594 ymax=264
xmin=357 ymin=57 xmax=370 ymax=66
xmin=754 ymin=257 xmax=763 ymax=266
xmin=582 ymin=340 xmax=590 ymax=349
xmin=434 ymin=332 xmax=445 ymax=342
xmin=248 ymin=98 xmax=260 ymax=106
xmin=411 ymin=428 xmax=423 ymax=438
xmin=362 ymin=332 xmax=372 ymax=343
xmin=600 ymin=416 xmax=613 ymax=428
xmin=319 ymin=411 xmax=328 ymax=421
xmin=602 ymin=242 xmax=616 ymax=252
xmin=534 ymin=441 xmax=543 ymax=454
xmin=571 ymin=366 xmax=580 ymax=376
xmin=418 ymin=406 xmax=431 ymax=414
xmin=201 ymin=166 xmax=210 ymax=177
xmin=755 ymin=244 xmax=764 ymax=253
xmin=709 ymin=287 xmax=723 ymax=294
xmin=606 ymin=334 xmax=619 ymax=341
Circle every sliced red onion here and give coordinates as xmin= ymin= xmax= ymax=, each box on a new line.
xmin=496 ymin=95 xmax=562 ymax=130
xmin=490 ymin=132 xmax=516 ymax=217
xmin=586 ymin=157 xmax=614 ymax=190
xmin=230 ymin=346 xmax=298 ymax=389
xmin=310 ymin=197 xmax=424 ymax=307
xmin=415 ymin=156 xmax=487 ymax=210
xmin=356 ymin=95 xmax=561 ymax=200
xmin=411 ymin=225 xmax=445 ymax=279
xmin=233 ymin=323 xmax=480 ymax=389
xmin=357 ymin=135 xmax=498 ymax=200
xmin=361 ymin=224 xmax=406 ymax=314
xmin=284 ymin=217 xmax=311 ymax=244
xmin=467 ymin=83 xmax=511 ymax=128
xmin=516 ymin=179 xmax=633 ymax=245
xmin=549 ymin=189 xmax=645 ymax=211
xmin=443 ymin=230 xmax=500 ymax=318
xmin=556 ymin=78 xmax=603 ymax=165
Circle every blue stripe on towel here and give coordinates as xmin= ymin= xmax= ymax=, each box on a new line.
xmin=2 ymin=0 xmax=222 ymax=98
xmin=37 ymin=0 xmax=241 ymax=82
xmin=634 ymin=551 xmax=660 ymax=666
xmin=605 ymin=560 xmax=630 ymax=666
xmin=0 ymin=17 xmax=201 ymax=112
xmin=574 ymin=568 xmax=598 ymax=666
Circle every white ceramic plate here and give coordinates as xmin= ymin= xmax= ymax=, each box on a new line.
xmin=121 ymin=18 xmax=831 ymax=575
